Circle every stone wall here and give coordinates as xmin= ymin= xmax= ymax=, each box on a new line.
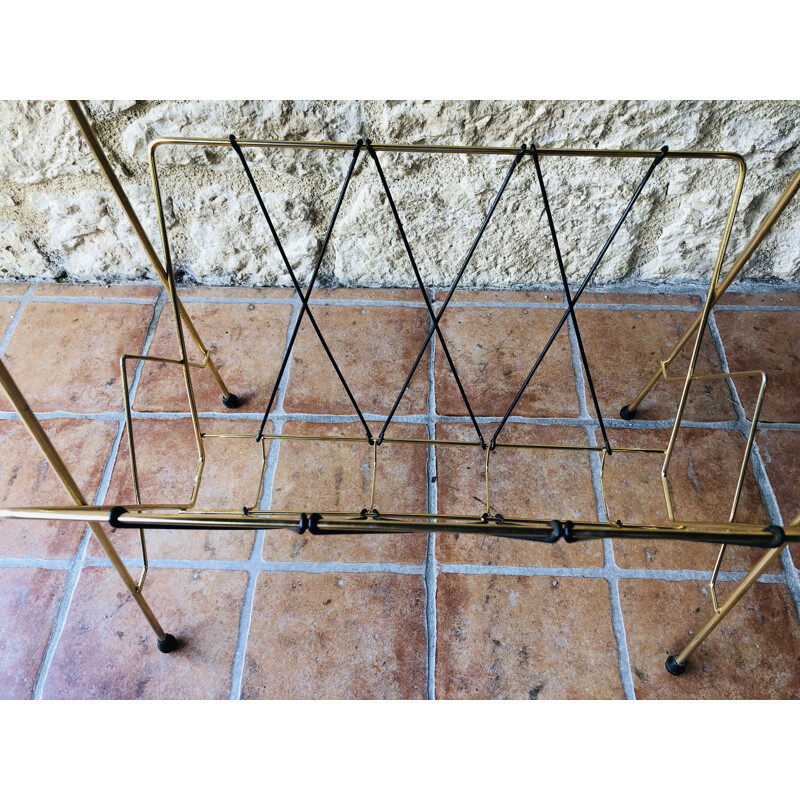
xmin=1 ymin=100 xmax=799 ymax=287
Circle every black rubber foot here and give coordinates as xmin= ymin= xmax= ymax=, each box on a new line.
xmin=665 ymin=655 xmax=687 ymax=675
xmin=222 ymin=393 xmax=241 ymax=409
xmin=619 ymin=404 xmax=637 ymax=421
xmin=157 ymin=633 xmax=180 ymax=653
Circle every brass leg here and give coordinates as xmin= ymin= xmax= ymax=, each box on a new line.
xmin=65 ymin=100 xmax=239 ymax=409
xmin=0 ymin=359 xmax=179 ymax=652
xmin=665 ymin=545 xmax=784 ymax=675
xmin=622 ymin=168 xmax=800 ymax=419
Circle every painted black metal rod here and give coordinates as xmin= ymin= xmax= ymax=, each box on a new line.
xmin=528 ymin=143 xmax=611 ymax=453
xmin=229 ymin=136 xmax=373 ymax=443
xmin=365 ymin=141 xmax=486 ymax=447
xmin=490 ymin=145 xmax=669 ymax=449
xmin=375 ymin=144 xmax=528 ymax=446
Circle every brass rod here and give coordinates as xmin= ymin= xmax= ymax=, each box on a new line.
xmin=673 ymin=545 xmax=785 ymax=667
xmin=0 ymin=359 xmax=167 ymax=640
xmin=627 ymin=167 xmax=800 ymax=414
xmin=150 ymin=137 xmax=743 ymax=162
xmin=65 ymin=100 xmax=232 ymax=401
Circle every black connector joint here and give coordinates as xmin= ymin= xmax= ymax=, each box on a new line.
xmin=764 ymin=525 xmax=785 ymax=548
xmin=546 ymin=520 xmax=562 ymax=543
xmin=109 ymin=506 xmax=127 ymax=529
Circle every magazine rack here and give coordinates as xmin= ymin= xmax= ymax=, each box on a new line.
xmin=1 ymin=101 xmax=798 ymax=677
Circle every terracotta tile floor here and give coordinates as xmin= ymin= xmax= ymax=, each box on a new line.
xmin=0 ymin=281 xmax=799 ymax=700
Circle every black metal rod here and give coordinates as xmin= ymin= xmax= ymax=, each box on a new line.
xmin=365 ymin=141 xmax=486 ymax=447
xmin=229 ymin=136 xmax=373 ymax=443
xmin=375 ymin=144 xmax=528 ymax=446
xmin=527 ymin=143 xmax=611 ymax=453
xmin=490 ymin=146 xmax=669 ymax=449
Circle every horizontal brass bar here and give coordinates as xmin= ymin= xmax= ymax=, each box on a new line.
xmin=2 ymin=505 xmax=790 ymax=546
xmin=150 ymin=137 xmax=744 ymax=164
xmin=200 ymin=431 xmax=664 ymax=454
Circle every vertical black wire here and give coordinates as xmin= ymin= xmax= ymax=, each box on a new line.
xmin=365 ymin=141 xmax=485 ymax=448
xmin=529 ymin=143 xmax=611 ymax=453
xmin=490 ymin=145 xmax=669 ymax=449
xmin=235 ymin=138 xmax=367 ymax=442
xmin=375 ymin=144 xmax=528 ymax=446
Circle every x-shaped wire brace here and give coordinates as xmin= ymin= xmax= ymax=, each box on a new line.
xmin=373 ymin=143 xmax=529 ymax=447
xmin=229 ymin=135 xmax=374 ymax=444
xmin=490 ymin=145 xmax=669 ymax=449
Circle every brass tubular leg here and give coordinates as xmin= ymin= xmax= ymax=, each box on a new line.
xmin=0 ymin=359 xmax=173 ymax=647
xmin=625 ymin=168 xmax=800 ymax=416
xmin=666 ymin=545 xmax=785 ymax=674
xmin=65 ymin=100 xmax=236 ymax=406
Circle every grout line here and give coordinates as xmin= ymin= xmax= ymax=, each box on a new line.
xmin=567 ymin=290 xmax=636 ymax=699
xmin=18 ymin=295 xmax=156 ymax=305
xmin=31 ymin=291 xmax=164 ymax=698
xmin=424 ymin=289 xmax=438 ymax=700
xmin=224 ymin=285 xmax=301 ymax=699
xmin=567 ymin=303 xmax=637 ymax=699
xmin=586 ymin=421 xmax=636 ymax=699
xmin=82 ymin=556 xmax=427 ymax=574
xmin=9 ymin=285 xmax=800 ymax=312
xmin=0 ymin=283 xmax=35 ymax=357
xmin=227 ymin=417 xmax=285 ymax=700
xmin=606 ymin=570 xmax=636 ymax=699
xmin=0 ymin=558 xmax=74 ymax=570
xmin=274 ymin=292 xmax=303 ymax=417
xmin=24 ymin=555 xmax=778 ymax=583
xmin=227 ymin=571 xmax=257 ymax=700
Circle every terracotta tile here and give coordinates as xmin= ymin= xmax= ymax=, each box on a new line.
xmin=175 ymin=286 xmax=293 ymax=299
xmin=580 ymin=292 xmax=699 ymax=307
xmin=283 ymin=304 xmax=430 ymax=416
xmin=756 ymin=429 xmax=800 ymax=563
xmin=620 ymin=578 xmax=800 ymax=699
xmin=434 ymin=289 xmax=562 ymax=304
xmin=603 ymin=427 xmax=775 ymax=572
xmin=0 ymin=419 xmax=117 ymax=559
xmin=264 ymin=421 xmax=428 ymax=564
xmin=0 ymin=301 xmax=154 ymax=413
xmin=241 ymin=571 xmax=427 ymax=699
xmin=90 ymin=418 xmax=268 ymax=561
xmin=0 ymin=282 xmax=28 ymax=296
xmin=0 ymin=300 xmax=18 ymax=337
xmin=133 ymin=301 xmax=292 ymax=413
xmin=33 ymin=283 xmax=160 ymax=299
xmin=576 ymin=308 xmax=736 ymax=421
xmin=714 ymin=309 xmax=800 ymax=423
xmin=434 ymin=305 xmax=580 ymax=420
xmin=435 ymin=422 xmax=603 ymax=568
xmin=436 ymin=573 xmax=624 ymax=699
xmin=717 ymin=291 xmax=800 ymax=307
xmin=310 ymin=288 xmax=424 ymax=302
xmin=43 ymin=566 xmax=247 ymax=699
xmin=0 ymin=568 xmax=67 ymax=699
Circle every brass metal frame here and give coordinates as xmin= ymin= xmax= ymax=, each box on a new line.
xmin=2 ymin=133 xmax=797 ymax=673
xmin=0 ymin=359 xmax=169 ymax=646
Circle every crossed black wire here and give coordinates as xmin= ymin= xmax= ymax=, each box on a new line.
xmin=229 ymin=136 xmax=668 ymax=453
